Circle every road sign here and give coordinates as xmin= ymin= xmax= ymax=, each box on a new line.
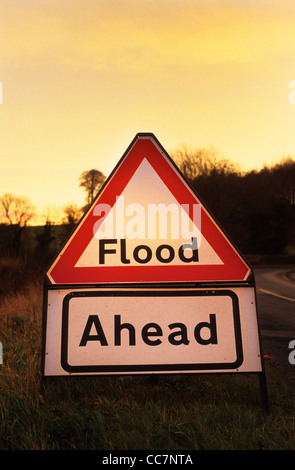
xmin=42 ymin=133 xmax=268 ymax=412
xmin=46 ymin=133 xmax=251 ymax=285
xmin=42 ymin=285 xmax=262 ymax=376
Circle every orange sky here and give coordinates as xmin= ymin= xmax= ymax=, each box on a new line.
xmin=1 ymin=0 xmax=295 ymax=224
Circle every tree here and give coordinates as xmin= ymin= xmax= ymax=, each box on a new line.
xmin=171 ymin=145 xmax=239 ymax=180
xmin=63 ymin=204 xmax=83 ymax=226
xmin=0 ymin=193 xmax=35 ymax=255
xmin=35 ymin=220 xmax=55 ymax=259
xmin=171 ymin=146 xmax=294 ymax=255
xmin=268 ymin=155 xmax=295 ymax=206
xmin=0 ymin=193 xmax=35 ymax=226
xmin=79 ymin=169 xmax=106 ymax=209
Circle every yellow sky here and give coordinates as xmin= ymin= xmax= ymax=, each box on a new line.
xmin=1 ymin=0 xmax=295 ymax=223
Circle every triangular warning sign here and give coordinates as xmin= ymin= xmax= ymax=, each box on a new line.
xmin=47 ymin=133 xmax=251 ymax=284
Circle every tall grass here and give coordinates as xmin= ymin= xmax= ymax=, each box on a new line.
xmin=1 ymin=280 xmax=295 ymax=450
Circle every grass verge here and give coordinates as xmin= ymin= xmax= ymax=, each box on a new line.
xmin=0 ymin=281 xmax=295 ymax=450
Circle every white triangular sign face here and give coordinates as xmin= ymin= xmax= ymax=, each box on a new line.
xmin=47 ymin=133 xmax=250 ymax=284
xmin=75 ymin=159 xmax=223 ymax=268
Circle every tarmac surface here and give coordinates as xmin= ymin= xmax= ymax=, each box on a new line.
xmin=254 ymin=265 xmax=295 ymax=383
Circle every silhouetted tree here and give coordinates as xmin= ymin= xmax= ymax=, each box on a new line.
xmin=79 ymin=169 xmax=106 ymax=211
xmin=172 ymin=145 xmax=238 ymax=180
xmin=35 ymin=220 xmax=55 ymax=260
xmin=267 ymin=156 xmax=295 ymax=205
xmin=0 ymin=193 xmax=35 ymax=255
xmin=63 ymin=204 xmax=83 ymax=227
xmin=0 ymin=193 xmax=35 ymax=226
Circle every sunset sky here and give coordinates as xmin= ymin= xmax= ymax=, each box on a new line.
xmin=1 ymin=0 xmax=295 ymax=223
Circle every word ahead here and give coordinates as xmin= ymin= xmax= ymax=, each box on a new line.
xmin=79 ymin=313 xmax=217 ymax=347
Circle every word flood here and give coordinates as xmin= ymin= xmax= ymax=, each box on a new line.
xmin=98 ymin=237 xmax=199 ymax=264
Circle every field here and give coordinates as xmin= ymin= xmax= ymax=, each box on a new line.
xmin=1 ymin=272 xmax=295 ymax=451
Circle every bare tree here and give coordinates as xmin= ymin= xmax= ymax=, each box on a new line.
xmin=63 ymin=204 xmax=83 ymax=226
xmin=269 ymin=155 xmax=295 ymax=205
xmin=79 ymin=169 xmax=106 ymax=207
xmin=41 ymin=206 xmax=63 ymax=225
xmin=0 ymin=193 xmax=35 ymax=255
xmin=171 ymin=145 xmax=239 ymax=180
xmin=0 ymin=193 xmax=35 ymax=226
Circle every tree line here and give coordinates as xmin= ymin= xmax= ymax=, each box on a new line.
xmin=174 ymin=146 xmax=295 ymax=257
xmin=0 ymin=169 xmax=106 ymax=259
xmin=0 ymin=149 xmax=294 ymax=261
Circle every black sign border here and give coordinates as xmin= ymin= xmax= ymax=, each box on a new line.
xmin=60 ymin=289 xmax=243 ymax=374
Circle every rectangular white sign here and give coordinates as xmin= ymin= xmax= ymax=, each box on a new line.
xmin=42 ymin=286 xmax=263 ymax=376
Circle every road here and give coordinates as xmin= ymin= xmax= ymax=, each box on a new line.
xmin=254 ymin=265 xmax=295 ymax=383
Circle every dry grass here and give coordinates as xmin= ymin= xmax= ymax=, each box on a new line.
xmin=0 ymin=279 xmax=43 ymax=320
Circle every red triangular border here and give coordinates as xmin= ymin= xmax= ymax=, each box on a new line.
xmin=47 ymin=133 xmax=251 ymax=284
